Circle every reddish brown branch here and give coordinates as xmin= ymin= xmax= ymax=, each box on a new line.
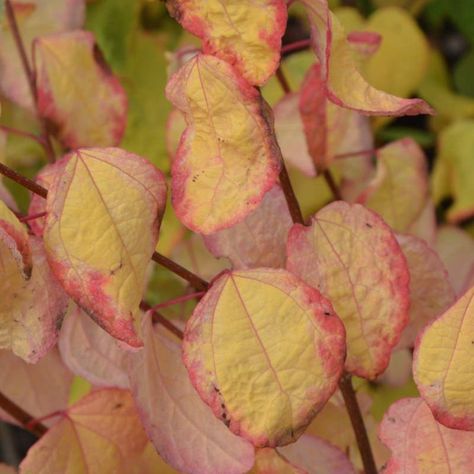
xmin=0 ymin=162 xmax=47 ymax=198
xmin=19 ymin=211 xmax=47 ymax=223
xmin=282 ymin=38 xmax=312 ymax=55
xmin=150 ymin=291 xmax=205 ymax=311
xmin=275 ymin=66 xmax=292 ymax=95
xmin=323 ymin=169 xmax=342 ymax=201
xmin=0 ymin=391 xmax=47 ymax=438
xmin=5 ymin=0 xmax=55 ymax=162
xmin=0 ymin=125 xmax=46 ymax=148
xmin=140 ymin=302 xmax=184 ymax=340
xmin=152 ymin=252 xmax=209 ymax=292
xmin=279 ymin=162 xmax=304 ymax=225
xmin=339 ymin=373 xmax=377 ymax=474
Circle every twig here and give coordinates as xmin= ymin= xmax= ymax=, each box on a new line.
xmin=275 ymin=66 xmax=292 ymax=95
xmin=150 ymin=291 xmax=205 ymax=312
xmin=140 ymin=302 xmax=184 ymax=340
xmin=339 ymin=373 xmax=377 ymax=474
xmin=0 ymin=162 xmax=47 ymax=198
xmin=152 ymin=252 xmax=209 ymax=292
xmin=5 ymin=0 xmax=55 ymax=162
xmin=0 ymin=125 xmax=47 ymax=149
xmin=279 ymin=162 xmax=304 ymax=225
xmin=322 ymin=169 xmax=342 ymax=201
xmin=19 ymin=211 xmax=47 ymax=223
xmin=0 ymin=391 xmax=47 ymax=438
xmin=282 ymin=38 xmax=312 ymax=55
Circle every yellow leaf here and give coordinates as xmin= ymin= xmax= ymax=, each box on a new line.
xmin=287 ymin=202 xmax=410 ymax=379
xmin=413 ymin=286 xmax=474 ymax=431
xmin=165 ymin=54 xmax=281 ymax=234
xmin=34 ymin=31 xmax=127 ymax=148
xmin=432 ymin=120 xmax=474 ymax=223
xmin=44 ymin=148 xmax=167 ymax=348
xmin=360 ymin=138 xmax=428 ymax=232
xmin=183 ymin=268 xmax=346 ymax=447
xmin=166 ymin=0 xmax=287 ymax=85
xmin=20 ymin=389 xmax=149 ymax=474
xmin=249 ymin=448 xmax=306 ymax=474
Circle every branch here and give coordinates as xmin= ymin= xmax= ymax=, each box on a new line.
xmin=5 ymin=0 xmax=55 ymax=162
xmin=322 ymin=169 xmax=342 ymax=201
xmin=275 ymin=66 xmax=291 ymax=95
xmin=0 ymin=125 xmax=47 ymax=149
xmin=279 ymin=162 xmax=304 ymax=225
xmin=0 ymin=391 xmax=47 ymax=438
xmin=0 ymin=162 xmax=47 ymax=198
xmin=150 ymin=291 xmax=205 ymax=312
xmin=339 ymin=373 xmax=377 ymax=474
xmin=140 ymin=302 xmax=184 ymax=340
xmin=282 ymin=38 xmax=312 ymax=56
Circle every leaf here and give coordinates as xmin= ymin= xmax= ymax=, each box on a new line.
xmin=124 ymin=442 xmax=180 ymax=474
xmin=127 ymin=316 xmax=254 ymax=474
xmin=359 ymin=138 xmax=428 ymax=232
xmin=203 ymin=186 xmax=292 ymax=269
xmin=0 ymin=198 xmax=31 ymax=277
xmin=379 ymin=397 xmax=474 ymax=473
xmin=287 ymin=201 xmax=410 ymax=379
xmin=395 ymin=234 xmax=455 ymax=349
xmin=300 ymin=0 xmax=433 ymax=116
xmin=20 ymin=389 xmax=149 ymax=474
xmin=0 ymin=464 xmax=15 ymax=474
xmin=363 ymin=7 xmax=429 ymax=101
xmin=165 ymin=54 xmax=281 ymax=234
xmin=183 ymin=268 xmax=346 ymax=447
xmin=413 ymin=286 xmax=474 ymax=431
xmin=58 ymin=305 xmax=129 ymax=389
xmin=0 ymin=348 xmax=72 ymax=427
xmin=33 ymin=30 xmax=127 ymax=148
xmin=166 ymin=0 xmax=287 ymax=85
xmin=250 ymin=449 xmax=306 ymax=474
xmin=435 ymin=226 xmax=474 ymax=295
xmin=43 ymin=147 xmax=167 ymax=348
xmin=0 ymin=236 xmax=68 ymax=362
xmin=278 ymin=434 xmax=356 ymax=474
xmin=0 ymin=0 xmax=84 ymax=110
xmin=406 ymin=198 xmax=437 ymax=247
xmin=432 ymin=120 xmax=474 ymax=223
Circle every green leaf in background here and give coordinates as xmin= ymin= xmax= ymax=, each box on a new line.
xmin=446 ymin=0 xmax=474 ymax=45
xmin=377 ymin=126 xmax=435 ymax=148
xmin=454 ymin=50 xmax=474 ymax=98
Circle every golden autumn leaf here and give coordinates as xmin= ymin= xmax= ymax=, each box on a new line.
xmin=43 ymin=148 xmax=167 ymax=348
xmin=183 ymin=268 xmax=346 ymax=447
xmin=20 ymin=389 xmax=149 ymax=474
xmin=166 ymin=0 xmax=287 ymax=85
xmin=379 ymin=398 xmax=474 ymax=473
xmin=287 ymin=201 xmax=410 ymax=379
xmin=34 ymin=30 xmax=127 ymax=148
xmin=413 ymin=286 xmax=474 ymax=431
xmin=165 ymin=54 xmax=281 ymax=234
xmin=300 ymin=0 xmax=433 ymax=116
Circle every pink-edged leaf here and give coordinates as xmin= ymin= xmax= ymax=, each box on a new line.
xmin=58 ymin=305 xmax=129 ymax=389
xmin=300 ymin=0 xmax=433 ymax=116
xmin=183 ymin=268 xmax=346 ymax=447
xmin=396 ymin=234 xmax=455 ymax=349
xmin=203 ymin=186 xmax=292 ymax=269
xmin=358 ymin=138 xmax=429 ymax=232
xmin=250 ymin=449 xmax=306 ymax=474
xmin=406 ymin=198 xmax=437 ymax=247
xmin=0 ymin=236 xmax=68 ymax=362
xmin=20 ymin=388 xmax=149 ymax=474
xmin=278 ymin=434 xmax=356 ymax=474
xmin=379 ymin=398 xmax=474 ymax=473
xmin=0 ymin=348 xmax=72 ymax=427
xmin=166 ymin=0 xmax=287 ymax=85
xmin=413 ymin=286 xmax=474 ymax=431
xmin=165 ymin=54 xmax=281 ymax=234
xmin=287 ymin=201 xmax=410 ymax=379
xmin=347 ymin=31 xmax=382 ymax=58
xmin=0 ymin=464 xmax=15 ymax=474
xmin=43 ymin=148 xmax=167 ymax=348
xmin=0 ymin=0 xmax=84 ymax=110
xmin=435 ymin=226 xmax=474 ymax=296
xmin=165 ymin=108 xmax=186 ymax=161
xmin=127 ymin=315 xmax=254 ymax=474
xmin=34 ymin=30 xmax=127 ymax=148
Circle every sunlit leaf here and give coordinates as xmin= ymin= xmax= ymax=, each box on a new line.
xmin=300 ymin=0 xmax=433 ymax=116
xmin=379 ymin=397 xmax=474 ymax=473
xmin=0 ymin=348 xmax=72 ymax=427
xmin=287 ymin=201 xmax=410 ymax=379
xmin=359 ymin=138 xmax=428 ymax=232
xmin=34 ymin=30 xmax=127 ymax=148
xmin=166 ymin=0 xmax=287 ymax=85
xmin=59 ymin=305 xmax=129 ymax=389
xmin=432 ymin=120 xmax=474 ymax=223
xmin=20 ymin=389 xmax=149 ymax=474
xmin=165 ymin=54 xmax=281 ymax=234
xmin=128 ymin=316 xmax=254 ymax=474
xmin=203 ymin=186 xmax=292 ymax=269
xmin=43 ymin=148 xmax=167 ymax=348
xmin=396 ymin=234 xmax=455 ymax=349
xmin=413 ymin=286 xmax=474 ymax=431
xmin=183 ymin=268 xmax=346 ymax=447
xmin=0 ymin=0 xmax=84 ymax=110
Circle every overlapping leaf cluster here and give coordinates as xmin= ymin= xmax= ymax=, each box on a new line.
xmin=0 ymin=0 xmax=473 ymax=473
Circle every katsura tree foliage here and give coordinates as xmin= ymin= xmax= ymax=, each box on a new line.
xmin=0 ymin=0 xmax=473 ymax=473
